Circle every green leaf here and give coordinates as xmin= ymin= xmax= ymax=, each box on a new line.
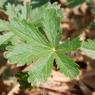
xmin=16 ymin=72 xmax=31 ymax=90
xmin=6 ymin=18 xmax=51 ymax=65
xmin=67 ymin=0 xmax=85 ymax=8
xmin=4 ymin=0 xmax=18 ymax=5
xmin=0 ymin=0 xmax=6 ymax=8
xmin=6 ymin=3 xmax=20 ymax=20
xmin=5 ymin=42 xmax=51 ymax=65
xmin=32 ymin=0 xmax=49 ymax=8
xmin=32 ymin=3 xmax=63 ymax=26
xmin=31 ymin=5 xmax=46 ymax=26
xmin=87 ymin=0 xmax=95 ymax=15
xmin=56 ymin=52 xmax=79 ymax=79
xmin=28 ymin=53 xmax=53 ymax=86
xmin=0 ymin=32 xmax=13 ymax=46
xmin=81 ymin=39 xmax=95 ymax=59
xmin=0 ymin=0 xmax=18 ymax=8
xmin=5 ymin=44 xmax=34 ymax=65
xmin=4 ymin=3 xmax=79 ymax=86
xmin=9 ymin=19 xmax=48 ymax=45
xmin=58 ymin=38 xmax=81 ymax=52
xmin=6 ymin=3 xmax=32 ymax=20
xmin=19 ymin=3 xmax=32 ymax=20
xmin=88 ymin=21 xmax=95 ymax=30
xmin=0 ymin=20 xmax=9 ymax=32
xmin=42 ymin=4 xmax=63 ymax=46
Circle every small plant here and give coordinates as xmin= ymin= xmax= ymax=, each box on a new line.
xmin=0 ymin=3 xmax=80 ymax=86
xmin=0 ymin=0 xmax=95 ymax=88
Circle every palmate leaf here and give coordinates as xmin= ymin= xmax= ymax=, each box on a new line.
xmin=81 ymin=39 xmax=95 ymax=59
xmin=56 ymin=52 xmax=79 ymax=79
xmin=5 ymin=3 xmax=80 ymax=86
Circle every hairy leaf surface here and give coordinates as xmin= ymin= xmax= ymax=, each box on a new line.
xmin=42 ymin=8 xmax=62 ymax=46
xmin=28 ymin=53 xmax=53 ymax=86
xmin=56 ymin=52 xmax=79 ymax=79
xmin=9 ymin=19 xmax=48 ymax=45
xmin=5 ymin=43 xmax=51 ymax=65
xmin=57 ymin=38 xmax=80 ymax=52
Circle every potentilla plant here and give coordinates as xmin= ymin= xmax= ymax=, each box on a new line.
xmin=0 ymin=2 xmax=81 ymax=86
